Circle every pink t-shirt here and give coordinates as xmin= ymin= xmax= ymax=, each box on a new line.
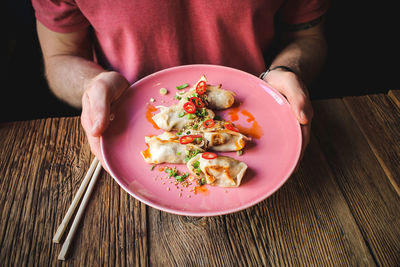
xmin=32 ymin=0 xmax=329 ymax=83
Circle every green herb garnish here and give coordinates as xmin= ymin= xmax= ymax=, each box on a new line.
xmin=165 ymin=167 xmax=178 ymax=177
xmin=193 ymin=160 xmax=200 ymax=169
xmin=176 ymin=83 xmax=189 ymax=90
xmin=178 ymin=111 xmax=185 ymax=118
xmin=150 ymin=164 xmax=156 ymax=171
xmin=174 ymin=95 xmax=182 ymax=100
xmin=175 ymin=173 xmax=189 ymax=182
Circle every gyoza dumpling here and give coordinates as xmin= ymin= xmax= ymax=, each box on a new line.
xmin=179 ymin=75 xmax=235 ymax=110
xmin=190 ymin=120 xmax=251 ymax=151
xmin=152 ymin=104 xmax=215 ymax=131
xmin=202 ymin=130 xmax=250 ymax=151
xmin=141 ymin=132 xmax=204 ymax=164
xmin=187 ymin=153 xmax=248 ymax=187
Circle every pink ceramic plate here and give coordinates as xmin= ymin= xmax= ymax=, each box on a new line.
xmin=101 ymin=64 xmax=301 ymax=216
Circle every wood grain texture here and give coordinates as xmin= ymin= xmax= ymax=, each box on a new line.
xmin=388 ymin=90 xmax=400 ymax=108
xmin=313 ymin=99 xmax=400 ymax=266
xmin=0 ymin=117 xmax=148 ymax=266
xmin=148 ymin=134 xmax=375 ymax=266
xmin=343 ymin=94 xmax=400 ymax=195
xmin=1 ymin=96 xmax=400 ymax=266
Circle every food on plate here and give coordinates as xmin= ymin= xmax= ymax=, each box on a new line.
xmin=179 ymin=75 xmax=235 ymax=110
xmin=201 ymin=130 xmax=250 ymax=151
xmin=144 ymin=75 xmax=251 ymax=189
xmin=152 ymin=75 xmax=235 ymax=131
xmin=181 ymin=119 xmax=251 ymax=151
xmin=187 ymin=153 xmax=248 ymax=187
xmin=152 ymin=104 xmax=215 ymax=131
xmin=141 ymin=132 xmax=204 ymax=164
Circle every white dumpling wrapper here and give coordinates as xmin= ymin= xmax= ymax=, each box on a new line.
xmin=152 ymin=105 xmax=215 ymax=131
xmin=187 ymin=154 xmax=248 ymax=187
xmin=180 ymin=75 xmax=235 ymax=110
xmin=141 ymin=132 xmax=203 ymax=164
xmin=201 ymin=130 xmax=250 ymax=151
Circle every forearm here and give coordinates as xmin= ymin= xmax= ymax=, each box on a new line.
xmin=271 ymin=31 xmax=327 ymax=85
xmin=44 ymin=55 xmax=105 ymax=108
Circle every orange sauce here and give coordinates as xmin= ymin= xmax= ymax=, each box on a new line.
xmin=227 ymin=106 xmax=241 ymax=121
xmin=227 ymin=107 xmax=263 ymax=140
xmin=241 ymin=110 xmax=255 ymax=122
xmin=142 ymin=145 xmax=151 ymax=159
xmin=145 ymin=104 xmax=160 ymax=129
xmin=158 ymin=167 xmax=165 ymax=172
xmin=236 ymin=121 xmax=264 ymax=140
xmin=234 ymin=140 xmax=243 ymax=150
xmin=194 ymin=185 xmax=209 ymax=196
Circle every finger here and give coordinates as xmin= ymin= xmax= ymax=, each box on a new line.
xmin=81 ymin=93 xmax=109 ymax=170
xmin=270 ymin=72 xmax=313 ymax=125
xmin=284 ymin=88 xmax=312 ymax=125
xmin=81 ymin=91 xmax=93 ymax=133
xmin=86 ymin=79 xmax=111 ymax=137
xmin=293 ymin=123 xmax=311 ymax=173
xmin=300 ymin=123 xmax=311 ymax=157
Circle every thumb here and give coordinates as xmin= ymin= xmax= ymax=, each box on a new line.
xmin=84 ymin=71 xmax=130 ymax=137
xmin=86 ymin=79 xmax=110 ymax=137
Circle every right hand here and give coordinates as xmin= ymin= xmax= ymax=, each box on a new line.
xmin=81 ymin=71 xmax=130 ymax=168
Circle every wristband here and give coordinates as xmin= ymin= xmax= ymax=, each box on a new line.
xmin=259 ymin=65 xmax=296 ymax=80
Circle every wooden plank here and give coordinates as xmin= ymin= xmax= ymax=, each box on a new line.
xmin=388 ymin=90 xmax=400 ymax=108
xmin=148 ymin=134 xmax=376 ymax=266
xmin=313 ymin=99 xmax=400 ymax=266
xmin=343 ymin=94 xmax=400 ymax=195
xmin=0 ymin=117 xmax=148 ymax=266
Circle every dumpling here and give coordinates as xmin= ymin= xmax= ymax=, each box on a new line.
xmin=190 ymin=120 xmax=251 ymax=151
xmin=202 ymin=130 xmax=250 ymax=151
xmin=187 ymin=153 xmax=248 ymax=187
xmin=141 ymin=132 xmax=204 ymax=164
xmin=152 ymin=104 xmax=215 ymax=131
xmin=179 ymin=75 xmax=235 ymax=110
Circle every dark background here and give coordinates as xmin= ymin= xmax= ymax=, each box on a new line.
xmin=4 ymin=1 xmax=400 ymax=123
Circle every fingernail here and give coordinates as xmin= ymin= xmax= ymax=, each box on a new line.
xmin=299 ymin=111 xmax=308 ymax=124
xmin=91 ymin=119 xmax=101 ymax=135
xmin=300 ymin=111 xmax=305 ymax=120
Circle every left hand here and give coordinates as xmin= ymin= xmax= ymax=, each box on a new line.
xmin=262 ymin=68 xmax=314 ymax=163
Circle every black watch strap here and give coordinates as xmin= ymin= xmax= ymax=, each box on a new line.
xmin=259 ymin=65 xmax=296 ymax=80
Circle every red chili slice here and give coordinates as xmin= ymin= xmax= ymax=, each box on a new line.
xmin=190 ymin=97 xmax=204 ymax=108
xmin=224 ymin=122 xmax=239 ymax=132
xmin=202 ymin=152 xmax=217 ymax=160
xmin=196 ymin=81 xmax=207 ymax=95
xmin=203 ymin=119 xmax=215 ymax=128
xmin=179 ymin=135 xmax=194 ymax=144
xmin=183 ymin=102 xmax=196 ymax=114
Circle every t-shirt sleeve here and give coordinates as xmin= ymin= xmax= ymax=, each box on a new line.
xmin=32 ymin=0 xmax=90 ymax=33
xmin=279 ymin=0 xmax=330 ymax=25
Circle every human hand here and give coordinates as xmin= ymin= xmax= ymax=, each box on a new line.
xmin=262 ymin=68 xmax=313 ymax=166
xmin=81 ymin=71 xmax=130 ymax=168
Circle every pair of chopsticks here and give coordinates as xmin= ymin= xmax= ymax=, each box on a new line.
xmin=53 ymin=157 xmax=102 ymax=260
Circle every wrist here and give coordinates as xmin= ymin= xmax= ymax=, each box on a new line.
xmin=259 ymin=65 xmax=297 ymax=81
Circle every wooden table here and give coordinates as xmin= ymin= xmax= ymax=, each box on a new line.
xmin=1 ymin=91 xmax=399 ymax=266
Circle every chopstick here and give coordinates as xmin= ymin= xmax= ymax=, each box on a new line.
xmin=53 ymin=157 xmax=102 ymax=260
